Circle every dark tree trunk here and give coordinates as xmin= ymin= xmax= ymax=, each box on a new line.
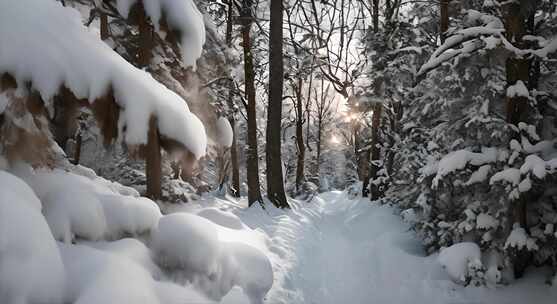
xmin=226 ymin=1 xmax=241 ymax=197
xmin=373 ymin=0 xmax=379 ymax=33
xmin=100 ymin=10 xmax=109 ymax=41
xmin=136 ymin=1 xmax=153 ymax=68
xmin=503 ymin=0 xmax=531 ymax=279
xmin=146 ymin=116 xmax=161 ymax=200
xmin=440 ymin=0 xmax=449 ymax=43
xmin=241 ymin=0 xmax=263 ymax=206
xmin=368 ymin=103 xmax=383 ymax=201
xmin=295 ymin=78 xmax=305 ymax=193
xmin=266 ymin=0 xmax=289 ymax=208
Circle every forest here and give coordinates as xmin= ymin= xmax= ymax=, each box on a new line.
xmin=1 ymin=0 xmax=557 ymax=303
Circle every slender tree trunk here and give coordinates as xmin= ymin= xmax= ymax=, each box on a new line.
xmin=440 ymin=0 xmax=449 ymax=43
xmin=241 ymin=0 xmax=263 ymax=206
xmin=373 ymin=0 xmax=379 ymax=32
xmin=266 ymin=0 xmax=289 ymax=208
xmin=368 ymin=103 xmax=383 ymax=201
xmin=504 ymin=0 xmax=531 ymax=279
xmin=100 ymin=9 xmax=109 ymax=41
xmin=73 ymin=130 xmax=82 ymax=165
xmin=146 ymin=116 xmax=161 ymax=199
xmin=136 ymin=1 xmax=153 ymax=68
xmin=295 ymin=78 xmax=305 ymax=193
xmin=225 ymin=1 xmax=241 ymax=197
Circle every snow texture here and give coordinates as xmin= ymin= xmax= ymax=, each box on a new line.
xmin=0 ymin=170 xmax=65 ymax=304
xmin=0 ymin=0 xmax=207 ymax=157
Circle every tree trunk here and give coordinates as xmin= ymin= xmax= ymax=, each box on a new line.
xmin=146 ymin=116 xmax=162 ymax=200
xmin=503 ymin=0 xmax=531 ymax=279
xmin=373 ymin=0 xmax=379 ymax=33
xmin=295 ymin=78 xmax=305 ymax=193
xmin=368 ymin=103 xmax=383 ymax=201
xmin=241 ymin=0 xmax=263 ymax=206
xmin=440 ymin=0 xmax=449 ymax=43
xmin=226 ymin=1 xmax=241 ymax=197
xmin=136 ymin=1 xmax=153 ymax=68
xmin=266 ymin=0 xmax=289 ymax=208
xmin=73 ymin=130 xmax=82 ymax=165
xmin=100 ymin=10 xmax=109 ymax=41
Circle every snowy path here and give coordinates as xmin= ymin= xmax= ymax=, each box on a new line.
xmin=257 ymin=191 xmax=557 ymax=304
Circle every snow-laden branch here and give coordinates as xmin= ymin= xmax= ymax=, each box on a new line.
xmin=0 ymin=0 xmax=207 ymax=157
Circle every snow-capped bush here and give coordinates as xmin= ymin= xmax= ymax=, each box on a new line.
xmin=438 ymin=242 xmax=483 ymax=285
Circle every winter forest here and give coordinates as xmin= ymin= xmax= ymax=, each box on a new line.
xmin=2 ymin=0 xmax=557 ymax=303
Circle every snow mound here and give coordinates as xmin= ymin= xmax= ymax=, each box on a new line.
xmin=83 ymin=238 xmax=161 ymax=277
xmin=438 ymin=242 xmax=482 ymax=283
xmin=21 ymin=167 xmax=162 ymax=242
xmin=43 ymin=187 xmax=107 ymax=242
xmin=0 ymin=170 xmax=65 ymax=304
xmin=152 ymin=213 xmax=220 ymax=275
xmin=0 ymin=0 xmax=207 ymax=157
xmin=197 ymin=207 xmax=244 ymax=230
xmin=98 ymin=194 xmax=162 ymax=239
xmin=221 ymin=242 xmax=274 ymax=304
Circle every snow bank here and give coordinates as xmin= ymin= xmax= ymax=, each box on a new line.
xmin=83 ymin=238 xmax=161 ymax=277
xmin=0 ymin=0 xmax=206 ymax=157
xmin=98 ymin=194 xmax=162 ymax=239
xmin=59 ymin=243 xmax=211 ymax=304
xmin=216 ymin=117 xmax=234 ymax=147
xmin=115 ymin=0 xmax=205 ymax=69
xmin=0 ymin=171 xmax=65 ymax=304
xmin=152 ymin=213 xmax=221 ymax=275
xmin=151 ymin=212 xmax=273 ymax=303
xmin=221 ymin=242 xmax=274 ymax=304
xmin=43 ymin=187 xmax=108 ymax=242
xmin=20 ymin=167 xmax=162 ymax=241
xmin=438 ymin=242 xmax=482 ymax=283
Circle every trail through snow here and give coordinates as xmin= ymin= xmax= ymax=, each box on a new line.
xmin=254 ymin=191 xmax=555 ymax=304
xmin=191 ymin=191 xmax=557 ymax=303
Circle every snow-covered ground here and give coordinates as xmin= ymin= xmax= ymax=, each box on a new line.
xmin=179 ymin=191 xmax=557 ymax=304
xmin=2 ymin=165 xmax=557 ymax=303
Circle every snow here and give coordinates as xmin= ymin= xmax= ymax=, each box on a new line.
xmin=197 ymin=207 xmax=244 ymax=229
xmin=98 ymin=194 xmax=162 ymax=239
xmin=0 ymin=0 xmax=207 ymax=157
xmin=17 ymin=167 xmax=162 ymax=242
xmin=0 ymin=170 xmax=65 ymax=304
xmin=465 ymin=164 xmax=491 ymax=185
xmin=432 ymin=148 xmax=498 ymax=187
xmin=152 ymin=213 xmax=220 ymax=275
xmin=490 ymin=167 xmax=521 ymax=186
xmin=520 ymin=154 xmax=547 ymax=179
xmin=59 ymin=243 xmax=209 ymax=304
xmin=114 ymin=0 xmax=206 ymax=69
xmin=505 ymin=225 xmax=538 ymax=251
xmin=151 ymin=211 xmax=273 ymax=303
xmin=216 ymin=116 xmax=234 ymax=147
xmin=476 ymin=213 xmax=499 ymax=230
xmin=507 ymin=81 xmax=530 ymax=98
xmin=438 ymin=242 xmax=482 ymax=284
